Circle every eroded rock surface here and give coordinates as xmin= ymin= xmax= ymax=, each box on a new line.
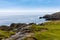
xmin=5 ymin=25 xmax=32 ymax=40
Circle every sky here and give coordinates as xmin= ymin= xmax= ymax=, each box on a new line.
xmin=0 ymin=0 xmax=60 ymax=15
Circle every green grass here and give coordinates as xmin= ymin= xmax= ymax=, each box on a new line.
xmin=29 ymin=21 xmax=60 ymax=40
xmin=0 ymin=30 xmax=15 ymax=39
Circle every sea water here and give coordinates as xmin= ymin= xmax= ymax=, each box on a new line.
xmin=0 ymin=15 xmax=46 ymax=26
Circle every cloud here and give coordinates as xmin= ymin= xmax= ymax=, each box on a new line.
xmin=0 ymin=7 xmax=60 ymax=12
xmin=0 ymin=8 xmax=59 ymax=16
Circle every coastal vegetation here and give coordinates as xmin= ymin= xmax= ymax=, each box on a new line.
xmin=24 ymin=21 xmax=60 ymax=40
xmin=0 ymin=30 xmax=15 ymax=40
xmin=0 ymin=21 xmax=60 ymax=40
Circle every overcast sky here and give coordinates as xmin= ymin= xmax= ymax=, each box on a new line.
xmin=0 ymin=0 xmax=60 ymax=15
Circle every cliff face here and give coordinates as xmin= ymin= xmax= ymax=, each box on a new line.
xmin=40 ymin=12 xmax=60 ymax=20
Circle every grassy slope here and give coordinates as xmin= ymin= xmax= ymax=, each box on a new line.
xmin=32 ymin=21 xmax=60 ymax=40
xmin=0 ymin=30 xmax=15 ymax=39
xmin=0 ymin=21 xmax=60 ymax=40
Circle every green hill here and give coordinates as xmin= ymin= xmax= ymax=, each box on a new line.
xmin=24 ymin=21 xmax=60 ymax=40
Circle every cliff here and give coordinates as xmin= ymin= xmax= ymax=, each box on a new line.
xmin=40 ymin=12 xmax=60 ymax=20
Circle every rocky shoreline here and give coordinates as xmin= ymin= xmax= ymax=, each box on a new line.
xmin=0 ymin=23 xmax=44 ymax=40
xmin=40 ymin=12 xmax=60 ymax=20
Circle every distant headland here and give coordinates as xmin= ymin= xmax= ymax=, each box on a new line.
xmin=40 ymin=12 xmax=60 ymax=20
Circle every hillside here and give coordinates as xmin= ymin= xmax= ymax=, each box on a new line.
xmin=24 ymin=21 xmax=60 ymax=40
xmin=40 ymin=12 xmax=60 ymax=20
xmin=0 ymin=21 xmax=60 ymax=40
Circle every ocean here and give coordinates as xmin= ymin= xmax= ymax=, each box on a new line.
xmin=0 ymin=15 xmax=46 ymax=26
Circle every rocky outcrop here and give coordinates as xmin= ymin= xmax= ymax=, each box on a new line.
xmin=40 ymin=12 xmax=60 ymax=20
xmin=5 ymin=25 xmax=32 ymax=40
xmin=0 ymin=23 xmax=45 ymax=40
xmin=28 ymin=23 xmax=36 ymax=25
xmin=0 ymin=25 xmax=10 ymax=31
xmin=0 ymin=23 xmax=29 ymax=31
xmin=10 ymin=23 xmax=28 ymax=28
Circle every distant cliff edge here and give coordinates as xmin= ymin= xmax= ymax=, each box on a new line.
xmin=39 ymin=12 xmax=60 ymax=20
